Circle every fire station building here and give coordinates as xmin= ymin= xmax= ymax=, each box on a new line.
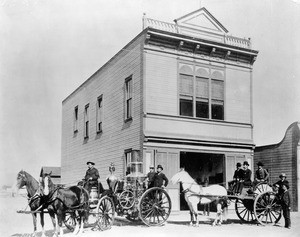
xmin=61 ymin=8 xmax=258 ymax=211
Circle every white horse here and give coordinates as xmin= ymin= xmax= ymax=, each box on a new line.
xmin=171 ymin=169 xmax=228 ymax=226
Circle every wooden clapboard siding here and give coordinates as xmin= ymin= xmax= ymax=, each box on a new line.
xmin=61 ymin=33 xmax=145 ymax=186
xmin=225 ymin=66 xmax=251 ymax=123
xmin=144 ymin=51 xmax=178 ymax=115
xmin=254 ymin=122 xmax=300 ymax=211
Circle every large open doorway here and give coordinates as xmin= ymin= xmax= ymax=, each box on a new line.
xmin=179 ymin=152 xmax=225 ymax=210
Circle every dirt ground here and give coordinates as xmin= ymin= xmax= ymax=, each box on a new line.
xmin=1 ymin=193 xmax=299 ymax=237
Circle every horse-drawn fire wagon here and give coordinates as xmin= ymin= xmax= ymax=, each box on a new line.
xmin=77 ymin=161 xmax=172 ymax=230
xmin=171 ymin=169 xmax=282 ymax=227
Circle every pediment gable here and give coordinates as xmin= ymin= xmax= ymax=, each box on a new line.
xmin=174 ymin=8 xmax=228 ymax=34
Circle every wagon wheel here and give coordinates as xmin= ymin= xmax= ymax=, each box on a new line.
xmin=138 ymin=187 xmax=171 ymax=226
xmin=64 ymin=212 xmax=76 ymax=231
xmin=254 ymin=191 xmax=282 ymax=226
xmin=119 ymin=190 xmax=135 ymax=209
xmin=235 ymin=198 xmax=256 ymax=223
xmin=254 ymin=182 xmax=272 ymax=194
xmin=96 ymin=196 xmax=115 ymax=231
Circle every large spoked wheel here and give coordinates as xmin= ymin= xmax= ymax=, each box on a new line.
xmin=64 ymin=212 xmax=76 ymax=231
xmin=235 ymin=198 xmax=256 ymax=223
xmin=254 ymin=182 xmax=272 ymax=194
xmin=254 ymin=191 xmax=282 ymax=226
xmin=138 ymin=187 xmax=171 ymax=226
xmin=96 ymin=196 xmax=115 ymax=231
xmin=119 ymin=190 xmax=135 ymax=209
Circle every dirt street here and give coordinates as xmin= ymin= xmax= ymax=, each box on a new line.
xmin=1 ymin=194 xmax=299 ymax=237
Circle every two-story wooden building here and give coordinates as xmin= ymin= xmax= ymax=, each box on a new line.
xmin=61 ymin=8 xmax=258 ymax=211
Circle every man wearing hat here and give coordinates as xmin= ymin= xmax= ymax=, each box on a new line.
xmin=242 ymin=161 xmax=252 ymax=187
xmin=253 ymin=161 xmax=269 ymax=187
xmin=84 ymin=161 xmax=100 ymax=193
xmin=274 ymin=173 xmax=289 ymax=197
xmin=228 ymin=162 xmax=244 ymax=195
xmin=146 ymin=165 xmax=156 ymax=189
xmin=281 ymin=183 xmax=292 ymax=229
xmin=153 ymin=165 xmax=168 ymax=188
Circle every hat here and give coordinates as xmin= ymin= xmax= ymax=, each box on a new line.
xmin=157 ymin=164 xmax=163 ymax=170
xmin=87 ymin=161 xmax=95 ymax=165
xmin=236 ymin=162 xmax=242 ymax=167
xmin=243 ymin=161 xmax=249 ymax=166
xmin=149 ymin=166 xmax=154 ymax=169
xmin=279 ymin=173 xmax=286 ymax=178
xmin=257 ymin=161 xmax=264 ymax=166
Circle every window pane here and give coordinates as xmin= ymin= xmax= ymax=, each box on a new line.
xmin=196 ymin=100 xmax=209 ymax=118
xmin=179 ymin=74 xmax=193 ymax=95
xmin=180 ymin=98 xmax=193 ymax=117
xmin=127 ymin=98 xmax=132 ymax=118
xmin=212 ymin=102 xmax=224 ymax=120
xmin=211 ymin=79 xmax=224 ymax=100
xmin=195 ymin=77 xmax=208 ymax=98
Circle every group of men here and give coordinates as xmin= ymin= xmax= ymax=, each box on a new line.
xmin=230 ymin=161 xmax=291 ymax=229
xmin=83 ymin=161 xmax=169 ymax=192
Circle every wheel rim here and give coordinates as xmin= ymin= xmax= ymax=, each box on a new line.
xmin=119 ymin=190 xmax=135 ymax=209
xmin=139 ymin=187 xmax=171 ymax=226
xmin=235 ymin=199 xmax=255 ymax=222
xmin=96 ymin=196 xmax=115 ymax=231
xmin=254 ymin=191 xmax=282 ymax=226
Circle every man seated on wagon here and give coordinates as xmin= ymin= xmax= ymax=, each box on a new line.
xmin=253 ymin=161 xmax=269 ymax=187
xmin=83 ymin=161 xmax=100 ymax=194
xmin=228 ymin=162 xmax=244 ymax=195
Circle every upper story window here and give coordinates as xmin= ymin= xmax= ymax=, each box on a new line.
xmin=96 ymin=95 xmax=103 ymax=133
xmin=179 ymin=63 xmax=224 ymax=120
xmin=73 ymin=106 xmax=78 ymax=133
xmin=125 ymin=76 xmax=133 ymax=121
xmin=84 ymin=104 xmax=89 ymax=138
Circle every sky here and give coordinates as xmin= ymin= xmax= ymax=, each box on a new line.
xmin=0 ymin=0 xmax=299 ymax=186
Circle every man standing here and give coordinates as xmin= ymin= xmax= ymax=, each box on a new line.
xmin=281 ymin=184 xmax=292 ymax=229
xmin=275 ymin=173 xmax=289 ymax=197
xmin=84 ymin=161 xmax=100 ymax=193
xmin=253 ymin=161 xmax=269 ymax=186
xmin=153 ymin=165 xmax=168 ymax=188
xmin=146 ymin=166 xmax=156 ymax=189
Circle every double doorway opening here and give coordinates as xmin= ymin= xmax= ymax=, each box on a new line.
xmin=180 ymin=151 xmax=225 ymax=210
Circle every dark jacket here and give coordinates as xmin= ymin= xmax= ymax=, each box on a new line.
xmin=153 ymin=172 xmax=168 ymax=187
xmin=233 ymin=169 xmax=244 ymax=180
xmin=281 ymin=190 xmax=292 ymax=208
xmin=275 ymin=179 xmax=290 ymax=196
xmin=243 ymin=169 xmax=252 ymax=186
xmin=85 ymin=167 xmax=100 ymax=181
xmin=147 ymin=171 xmax=156 ymax=187
xmin=255 ymin=168 xmax=269 ymax=181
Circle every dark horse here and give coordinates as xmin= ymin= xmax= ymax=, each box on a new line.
xmin=16 ymin=170 xmax=47 ymax=237
xmin=40 ymin=173 xmax=89 ymax=236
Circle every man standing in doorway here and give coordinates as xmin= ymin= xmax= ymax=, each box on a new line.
xmin=153 ymin=165 xmax=168 ymax=188
xmin=146 ymin=166 xmax=156 ymax=189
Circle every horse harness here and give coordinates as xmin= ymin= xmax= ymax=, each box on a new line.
xmin=44 ymin=186 xmax=89 ymax=211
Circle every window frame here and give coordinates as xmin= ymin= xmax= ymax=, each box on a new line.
xmin=96 ymin=95 xmax=103 ymax=134
xmin=178 ymin=63 xmax=224 ymax=121
xmin=73 ymin=106 xmax=79 ymax=133
xmin=84 ymin=104 xmax=89 ymax=139
xmin=125 ymin=76 xmax=133 ymax=122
